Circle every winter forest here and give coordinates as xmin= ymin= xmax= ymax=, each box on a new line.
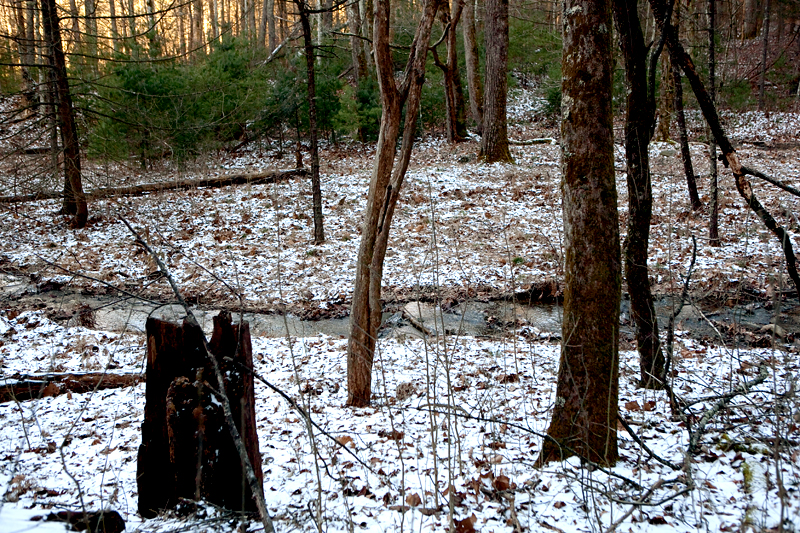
xmin=0 ymin=0 xmax=800 ymax=529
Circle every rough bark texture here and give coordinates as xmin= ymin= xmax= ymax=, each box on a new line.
xmin=433 ymin=0 xmax=468 ymax=142
xmin=612 ymin=0 xmax=666 ymax=389
xmin=137 ymin=312 xmax=262 ymax=517
xmin=478 ymin=0 xmax=512 ymax=162
xmin=650 ymin=0 xmax=800 ymax=295
xmin=297 ymin=0 xmax=325 ymax=244
xmin=40 ymin=0 xmax=88 ymax=228
xmin=673 ymin=58 xmax=702 ymax=211
xmin=537 ymin=0 xmax=620 ymax=466
xmin=347 ymin=0 xmax=442 ymax=407
xmin=462 ymin=0 xmax=483 ymax=132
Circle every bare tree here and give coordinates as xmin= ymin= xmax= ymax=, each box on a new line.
xmin=708 ymin=0 xmax=720 ymax=245
xmin=295 ymin=0 xmax=325 ymax=244
xmin=612 ymin=0 xmax=666 ymax=389
xmin=347 ymin=0 xmax=442 ymax=407
xmin=462 ymin=0 xmax=483 ymax=133
xmin=478 ymin=0 xmax=511 ymax=162
xmin=432 ymin=0 xmax=468 ymax=142
xmin=537 ymin=0 xmax=620 ymax=466
xmin=40 ymin=0 xmax=88 ymax=228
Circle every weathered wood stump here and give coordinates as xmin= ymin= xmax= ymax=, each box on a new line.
xmin=137 ymin=311 xmax=262 ymax=518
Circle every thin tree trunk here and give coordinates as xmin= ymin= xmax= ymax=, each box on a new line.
xmin=193 ymin=0 xmax=204 ymax=54
xmin=651 ymin=0 xmax=800 ymax=295
xmin=433 ymin=0 xmax=467 ymax=142
xmin=537 ymin=0 xmax=620 ymax=466
xmin=179 ymin=4 xmax=187 ymax=56
xmin=211 ymin=0 xmax=220 ymax=42
xmin=297 ymin=0 xmax=325 ymax=244
xmin=347 ymin=0 xmax=442 ymax=407
xmin=462 ymin=0 xmax=483 ymax=133
xmin=347 ymin=0 xmax=367 ymax=81
xmin=267 ymin=0 xmax=276 ymax=51
xmin=613 ymin=0 xmax=666 ymax=390
xmin=84 ymin=0 xmax=98 ymax=71
xmin=673 ymin=59 xmax=702 ymax=210
xmin=14 ymin=0 xmax=35 ymax=109
xmin=40 ymin=0 xmax=88 ymax=228
xmin=479 ymin=0 xmax=512 ymax=162
xmin=758 ymin=0 xmax=771 ymax=111
xmin=109 ymin=0 xmax=120 ymax=54
xmin=708 ymin=0 xmax=720 ymax=245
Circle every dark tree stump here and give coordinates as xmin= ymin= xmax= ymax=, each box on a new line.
xmin=137 ymin=311 xmax=262 ymax=518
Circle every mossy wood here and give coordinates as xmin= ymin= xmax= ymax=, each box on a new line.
xmin=137 ymin=312 xmax=262 ymax=517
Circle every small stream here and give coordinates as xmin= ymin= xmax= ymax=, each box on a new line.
xmin=3 ymin=273 xmax=799 ymax=343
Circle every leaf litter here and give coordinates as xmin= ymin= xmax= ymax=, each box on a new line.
xmin=1 ymin=89 xmax=800 ymax=531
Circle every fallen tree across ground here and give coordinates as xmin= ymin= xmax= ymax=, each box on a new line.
xmin=0 ymin=372 xmax=142 ymax=402
xmin=0 ymin=169 xmax=307 ymax=204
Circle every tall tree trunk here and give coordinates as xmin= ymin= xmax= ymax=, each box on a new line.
xmin=297 ymin=0 xmax=325 ymax=244
xmin=462 ymin=0 xmax=483 ymax=133
xmin=537 ymin=0 xmax=620 ymax=466
xmin=211 ymin=0 xmax=220 ymax=42
xmin=613 ymin=0 xmax=666 ymax=390
xmin=479 ymin=0 xmax=511 ymax=162
xmin=179 ymin=4 xmax=187 ymax=56
xmin=347 ymin=0 xmax=368 ymax=81
xmin=14 ymin=0 xmax=35 ymax=109
xmin=347 ymin=0 xmax=442 ymax=407
xmin=657 ymin=53 xmax=673 ymax=140
xmin=674 ymin=58 xmax=702 ymax=210
xmin=193 ymin=0 xmax=204 ymax=54
xmin=109 ymin=0 xmax=120 ymax=54
xmin=267 ymin=0 xmax=276 ymax=51
xmin=259 ymin=0 xmax=268 ymax=47
xmin=708 ymin=0 xmax=720 ymax=245
xmin=742 ymin=0 xmax=761 ymax=38
xmin=84 ymin=0 xmax=98 ymax=72
xmin=40 ymin=0 xmax=88 ymax=228
xmin=758 ymin=0 xmax=771 ymax=111
xmin=433 ymin=0 xmax=467 ymax=142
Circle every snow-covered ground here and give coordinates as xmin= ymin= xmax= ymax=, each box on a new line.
xmin=1 ymin=91 xmax=800 ymax=531
xmin=0 ymin=309 xmax=798 ymax=532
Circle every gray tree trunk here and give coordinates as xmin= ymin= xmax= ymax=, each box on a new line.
xmin=479 ymin=0 xmax=511 ymax=162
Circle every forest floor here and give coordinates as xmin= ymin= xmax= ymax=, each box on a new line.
xmin=1 ymin=91 xmax=800 ymax=532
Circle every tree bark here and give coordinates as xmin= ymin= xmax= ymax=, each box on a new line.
xmin=40 ymin=0 xmax=87 ymax=228
xmin=347 ymin=0 xmax=368 ymax=82
xmin=537 ymin=0 xmax=620 ymax=466
xmin=613 ymin=0 xmax=666 ymax=390
xmin=479 ymin=0 xmax=512 ymax=162
xmin=673 ymin=58 xmax=702 ymax=211
xmin=0 ymin=372 xmax=142 ymax=403
xmin=267 ymin=0 xmax=276 ymax=51
xmin=708 ymin=0 xmax=720 ymax=245
xmin=137 ymin=313 xmax=262 ymax=517
xmin=297 ymin=0 xmax=325 ymax=244
xmin=650 ymin=0 xmax=800 ymax=296
xmin=433 ymin=0 xmax=468 ymax=142
xmin=758 ymin=0 xmax=771 ymax=111
xmin=462 ymin=0 xmax=483 ymax=133
xmin=347 ymin=0 xmax=442 ymax=407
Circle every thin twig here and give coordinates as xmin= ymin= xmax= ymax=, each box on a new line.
xmin=119 ymin=216 xmax=275 ymax=533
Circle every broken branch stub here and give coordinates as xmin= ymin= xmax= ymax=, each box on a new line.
xmin=137 ymin=311 xmax=262 ymax=518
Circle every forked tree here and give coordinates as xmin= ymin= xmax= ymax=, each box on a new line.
xmin=346 ymin=0 xmax=442 ymax=407
xmin=612 ymin=0 xmax=666 ymax=389
xmin=537 ymin=0 xmax=621 ymax=466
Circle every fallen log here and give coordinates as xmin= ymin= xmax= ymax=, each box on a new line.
xmin=0 ymin=372 xmax=142 ymax=402
xmin=0 ymin=168 xmax=307 ymax=204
